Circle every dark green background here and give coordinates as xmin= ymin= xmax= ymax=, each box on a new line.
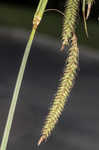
xmin=1 ymin=0 xmax=99 ymax=18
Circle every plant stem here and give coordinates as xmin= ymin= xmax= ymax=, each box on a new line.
xmin=0 ymin=28 xmax=35 ymax=150
xmin=0 ymin=0 xmax=48 ymax=149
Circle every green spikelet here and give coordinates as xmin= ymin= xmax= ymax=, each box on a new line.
xmin=62 ymin=0 xmax=80 ymax=47
xmin=38 ymin=34 xmax=79 ymax=144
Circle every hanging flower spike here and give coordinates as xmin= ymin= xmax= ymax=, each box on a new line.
xmin=38 ymin=33 xmax=79 ymax=146
xmin=86 ymin=0 xmax=95 ymax=20
xmin=61 ymin=0 xmax=80 ymax=50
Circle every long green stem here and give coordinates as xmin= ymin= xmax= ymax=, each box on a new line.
xmin=0 ymin=28 xmax=35 ymax=150
xmin=0 ymin=0 xmax=48 ymax=150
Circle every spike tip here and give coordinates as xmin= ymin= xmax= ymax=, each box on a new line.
xmin=37 ymin=135 xmax=46 ymax=146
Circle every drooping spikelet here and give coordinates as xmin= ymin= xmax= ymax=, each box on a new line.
xmin=62 ymin=0 xmax=80 ymax=48
xmin=82 ymin=0 xmax=94 ymax=36
xmin=85 ymin=0 xmax=94 ymax=20
xmin=82 ymin=0 xmax=88 ymax=37
xmin=38 ymin=34 xmax=79 ymax=145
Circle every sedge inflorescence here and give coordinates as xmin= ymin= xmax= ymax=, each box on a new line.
xmin=0 ymin=1 xmax=95 ymax=150
xmin=38 ymin=0 xmax=94 ymax=145
xmin=62 ymin=0 xmax=80 ymax=47
xmin=38 ymin=34 xmax=79 ymax=144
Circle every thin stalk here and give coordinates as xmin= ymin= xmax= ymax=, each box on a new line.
xmin=0 ymin=28 xmax=36 ymax=150
xmin=0 ymin=0 xmax=48 ymax=150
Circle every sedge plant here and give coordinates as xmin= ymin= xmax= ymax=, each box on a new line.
xmin=0 ymin=0 xmax=95 ymax=149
